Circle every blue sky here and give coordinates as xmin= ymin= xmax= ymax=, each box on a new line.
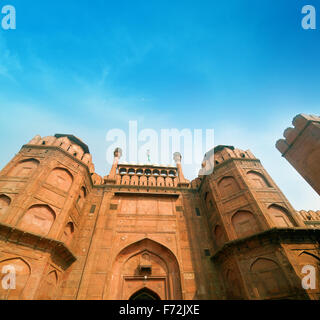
xmin=0 ymin=0 xmax=319 ymax=210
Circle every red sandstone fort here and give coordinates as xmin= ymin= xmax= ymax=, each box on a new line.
xmin=0 ymin=114 xmax=319 ymax=300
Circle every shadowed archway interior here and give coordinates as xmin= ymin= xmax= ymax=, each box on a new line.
xmin=107 ymin=238 xmax=182 ymax=300
xmin=129 ymin=288 xmax=161 ymax=300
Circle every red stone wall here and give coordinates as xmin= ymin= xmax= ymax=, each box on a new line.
xmin=276 ymin=114 xmax=320 ymax=196
xmin=0 ymin=136 xmax=319 ymax=300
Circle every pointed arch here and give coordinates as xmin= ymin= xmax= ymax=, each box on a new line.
xmin=129 ymin=287 xmax=161 ymax=300
xmin=231 ymin=210 xmax=260 ymax=238
xmin=19 ymin=204 xmax=56 ymax=236
xmin=225 ymin=269 xmax=243 ymax=300
xmin=218 ymin=176 xmax=240 ymax=198
xmin=247 ymin=171 xmax=271 ymax=188
xmin=268 ymin=204 xmax=297 ymax=227
xmin=114 ymin=238 xmax=181 ymax=272
xmin=46 ymin=167 xmax=73 ymax=192
xmin=61 ymin=221 xmax=74 ymax=245
xmin=77 ymin=186 xmax=87 ymax=209
xmin=250 ymin=257 xmax=291 ymax=299
xmin=299 ymin=250 xmax=320 ymax=262
xmin=108 ymin=238 xmax=182 ymax=300
xmin=0 ymin=194 xmax=11 ymax=216
xmin=0 ymin=257 xmax=31 ymax=300
xmin=37 ymin=270 xmax=59 ymax=300
xmin=8 ymin=158 xmax=39 ymax=178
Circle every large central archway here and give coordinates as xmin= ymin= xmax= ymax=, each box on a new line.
xmin=105 ymin=238 xmax=182 ymax=300
xmin=129 ymin=288 xmax=161 ymax=300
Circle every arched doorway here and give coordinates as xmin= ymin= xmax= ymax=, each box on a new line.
xmin=106 ymin=238 xmax=182 ymax=300
xmin=129 ymin=288 xmax=161 ymax=300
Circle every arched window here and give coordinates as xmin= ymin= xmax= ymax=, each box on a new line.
xmin=8 ymin=159 xmax=39 ymax=178
xmin=161 ymin=170 xmax=167 ymax=177
xmin=0 ymin=258 xmax=31 ymax=300
xmin=268 ymin=204 xmax=296 ymax=227
xmin=168 ymin=170 xmax=176 ymax=177
xmin=77 ymin=187 xmax=86 ymax=209
xmin=46 ymin=168 xmax=73 ymax=192
xmin=0 ymin=194 xmax=11 ymax=216
xmin=119 ymin=168 xmax=127 ymax=175
xmin=61 ymin=222 xmax=74 ymax=245
xmin=128 ymin=168 xmax=135 ymax=175
xmin=250 ymin=258 xmax=290 ymax=298
xmin=247 ymin=171 xmax=270 ymax=188
xmin=232 ymin=210 xmax=260 ymax=238
xmin=153 ymin=170 xmax=160 ymax=176
xmin=37 ymin=270 xmax=58 ymax=300
xmin=19 ymin=204 xmax=56 ymax=236
xmin=218 ymin=176 xmax=240 ymax=198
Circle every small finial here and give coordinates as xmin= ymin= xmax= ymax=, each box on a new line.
xmin=114 ymin=147 xmax=122 ymax=159
xmin=147 ymin=149 xmax=151 ymax=163
xmin=173 ymin=152 xmax=182 ymax=163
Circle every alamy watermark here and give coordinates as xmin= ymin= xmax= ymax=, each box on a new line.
xmin=106 ymin=121 xmax=215 ymax=175
xmin=301 ymin=265 xmax=317 ymax=290
xmin=0 ymin=4 xmax=318 ymax=31
xmin=1 ymin=4 xmax=16 ymax=30
xmin=1 ymin=265 xmax=16 ymax=290
xmin=301 ymin=5 xmax=317 ymax=29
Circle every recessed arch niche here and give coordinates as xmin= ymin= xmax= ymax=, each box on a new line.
xmin=267 ymin=204 xmax=296 ymax=227
xmin=8 ymin=159 xmax=39 ymax=178
xmin=129 ymin=287 xmax=161 ymax=300
xmin=247 ymin=171 xmax=271 ymax=188
xmin=224 ymin=269 xmax=243 ymax=300
xmin=107 ymin=238 xmax=182 ymax=300
xmin=250 ymin=258 xmax=291 ymax=299
xmin=218 ymin=176 xmax=240 ymax=198
xmin=37 ymin=270 xmax=58 ymax=300
xmin=0 ymin=194 xmax=11 ymax=216
xmin=231 ymin=210 xmax=260 ymax=238
xmin=61 ymin=222 xmax=74 ymax=245
xmin=19 ymin=204 xmax=56 ymax=236
xmin=46 ymin=168 xmax=73 ymax=192
xmin=0 ymin=258 xmax=31 ymax=300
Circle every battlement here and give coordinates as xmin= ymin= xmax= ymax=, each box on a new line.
xmin=275 ymin=114 xmax=320 ymax=196
xmin=25 ymin=134 xmax=103 ymax=185
xmin=213 ymin=145 xmax=256 ymax=163
xmin=276 ymin=114 xmax=320 ymax=155
xmin=296 ymin=210 xmax=320 ymax=229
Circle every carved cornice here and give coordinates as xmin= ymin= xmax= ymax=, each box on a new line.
xmin=211 ymin=228 xmax=320 ymax=261
xmin=0 ymin=222 xmax=76 ymax=269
